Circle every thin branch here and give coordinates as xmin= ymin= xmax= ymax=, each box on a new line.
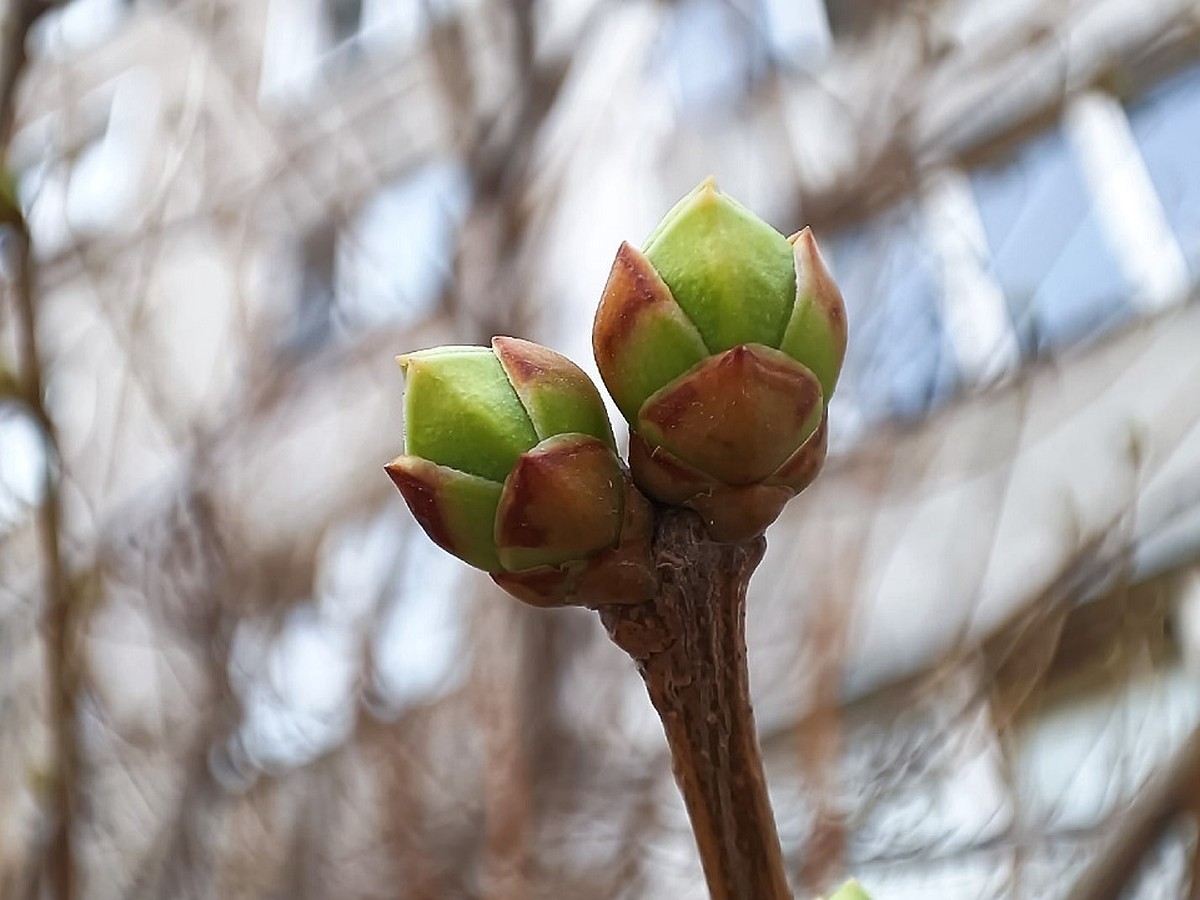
xmin=1065 ymin=723 xmax=1200 ymax=900
xmin=0 ymin=0 xmax=54 ymax=141
xmin=1 ymin=4 xmax=75 ymax=899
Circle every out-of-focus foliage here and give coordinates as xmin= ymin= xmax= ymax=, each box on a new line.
xmin=4 ymin=0 xmax=1200 ymax=898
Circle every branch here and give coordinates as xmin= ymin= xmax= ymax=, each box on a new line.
xmin=1065 ymin=723 xmax=1200 ymax=900
xmin=0 ymin=0 xmax=53 ymax=140
xmin=1 ymin=3 xmax=75 ymax=899
xmin=599 ymin=509 xmax=791 ymax=900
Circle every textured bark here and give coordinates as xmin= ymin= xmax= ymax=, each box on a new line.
xmin=599 ymin=509 xmax=791 ymax=900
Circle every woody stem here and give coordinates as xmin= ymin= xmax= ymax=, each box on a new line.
xmin=598 ymin=509 xmax=791 ymax=900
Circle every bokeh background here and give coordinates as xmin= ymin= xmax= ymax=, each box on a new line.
xmin=3 ymin=0 xmax=1200 ymax=897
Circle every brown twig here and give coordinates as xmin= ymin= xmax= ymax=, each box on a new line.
xmin=599 ymin=509 xmax=791 ymax=900
xmin=1064 ymin=723 xmax=1200 ymax=900
xmin=7 ymin=170 xmax=79 ymax=900
xmin=0 ymin=1 xmax=54 ymax=141
xmin=1 ymin=4 xmax=74 ymax=899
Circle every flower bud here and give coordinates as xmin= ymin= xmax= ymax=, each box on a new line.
xmin=593 ymin=178 xmax=846 ymax=540
xmin=386 ymin=337 xmax=656 ymax=607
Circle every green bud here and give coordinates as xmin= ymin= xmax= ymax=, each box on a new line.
xmin=593 ymin=178 xmax=847 ymax=540
xmin=386 ymin=336 xmax=655 ymax=607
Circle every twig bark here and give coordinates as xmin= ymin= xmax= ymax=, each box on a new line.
xmin=1 ymin=4 xmax=74 ymax=899
xmin=11 ymin=223 xmax=77 ymax=900
xmin=599 ymin=509 xmax=791 ymax=900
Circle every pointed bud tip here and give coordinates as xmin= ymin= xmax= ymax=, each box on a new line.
xmin=489 ymin=334 xmax=521 ymax=354
xmin=383 ymin=456 xmax=455 ymax=554
xmin=384 ymin=454 xmax=505 ymax=572
xmin=790 ymin=226 xmax=827 ymax=267
xmin=383 ymin=455 xmax=413 ymax=481
xmin=786 ymin=225 xmax=813 ymax=246
xmin=681 ymin=176 xmax=729 ymax=217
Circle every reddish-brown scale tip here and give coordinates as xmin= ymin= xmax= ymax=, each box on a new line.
xmin=492 ymin=335 xmax=550 ymax=388
xmin=593 ymin=242 xmax=677 ymax=358
xmin=793 ymin=228 xmax=848 ymax=346
xmin=385 ymin=459 xmax=455 ymax=553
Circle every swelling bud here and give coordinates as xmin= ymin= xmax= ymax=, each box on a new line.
xmin=386 ymin=337 xmax=655 ymax=607
xmin=593 ymin=178 xmax=846 ymax=540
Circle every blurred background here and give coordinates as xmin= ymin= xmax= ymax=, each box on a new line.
xmin=3 ymin=0 xmax=1200 ymax=897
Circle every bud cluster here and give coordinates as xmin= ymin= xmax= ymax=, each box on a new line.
xmin=388 ymin=179 xmax=847 ymax=605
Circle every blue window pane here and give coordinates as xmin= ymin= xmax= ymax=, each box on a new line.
xmin=1128 ymin=63 xmax=1200 ymax=279
xmin=825 ymin=206 xmax=958 ymax=422
xmin=969 ymin=127 xmax=1134 ymax=355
